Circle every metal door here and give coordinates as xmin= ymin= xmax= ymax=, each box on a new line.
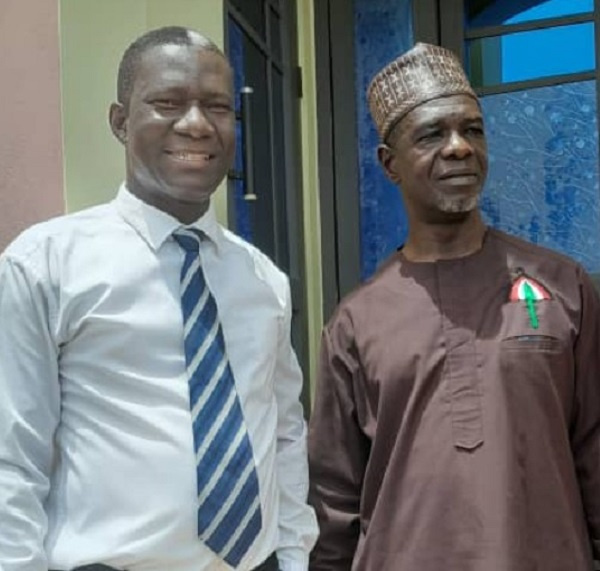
xmin=226 ymin=0 xmax=311 ymax=406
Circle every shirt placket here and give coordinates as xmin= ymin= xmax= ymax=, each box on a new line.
xmin=437 ymin=262 xmax=484 ymax=450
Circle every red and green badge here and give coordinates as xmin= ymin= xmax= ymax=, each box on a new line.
xmin=509 ymin=273 xmax=551 ymax=329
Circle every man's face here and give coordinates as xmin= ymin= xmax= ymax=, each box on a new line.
xmin=379 ymin=94 xmax=488 ymax=222
xmin=110 ymin=43 xmax=235 ymax=221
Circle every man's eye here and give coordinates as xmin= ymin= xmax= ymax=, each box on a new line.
xmin=153 ymin=100 xmax=181 ymax=110
xmin=417 ymin=131 xmax=441 ymax=143
xmin=466 ymin=126 xmax=485 ymax=136
xmin=207 ymin=103 xmax=233 ymax=114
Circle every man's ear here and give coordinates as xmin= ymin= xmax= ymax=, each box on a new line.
xmin=109 ymin=102 xmax=128 ymax=145
xmin=377 ymin=144 xmax=401 ymax=185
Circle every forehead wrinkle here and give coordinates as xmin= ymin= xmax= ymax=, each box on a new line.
xmin=140 ymin=43 xmax=228 ymax=71
xmin=134 ymin=47 xmax=232 ymax=96
xmin=405 ymin=98 xmax=482 ymax=126
xmin=389 ymin=103 xmax=484 ymax=147
xmin=414 ymin=112 xmax=484 ymax=129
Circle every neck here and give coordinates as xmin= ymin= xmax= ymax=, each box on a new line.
xmin=127 ymin=185 xmax=210 ymax=224
xmin=402 ymin=211 xmax=486 ymax=262
xmin=170 ymin=203 xmax=210 ymax=224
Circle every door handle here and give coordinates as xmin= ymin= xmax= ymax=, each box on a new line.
xmin=240 ymin=86 xmax=257 ymax=201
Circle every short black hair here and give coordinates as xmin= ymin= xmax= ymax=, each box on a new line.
xmin=117 ymin=26 xmax=224 ymax=107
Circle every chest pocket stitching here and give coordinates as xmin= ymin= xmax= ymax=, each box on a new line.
xmin=501 ymin=335 xmax=563 ymax=353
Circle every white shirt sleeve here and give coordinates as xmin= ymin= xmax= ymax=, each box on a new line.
xmin=0 ymin=252 xmax=60 ymax=571
xmin=273 ymin=278 xmax=319 ymax=571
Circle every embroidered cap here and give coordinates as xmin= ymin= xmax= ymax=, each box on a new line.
xmin=367 ymin=42 xmax=478 ymax=141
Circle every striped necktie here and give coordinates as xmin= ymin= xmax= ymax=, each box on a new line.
xmin=173 ymin=228 xmax=262 ymax=567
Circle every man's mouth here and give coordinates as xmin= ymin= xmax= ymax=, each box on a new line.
xmin=167 ymin=151 xmax=214 ymax=162
xmin=439 ymin=171 xmax=477 ymax=180
xmin=438 ymin=172 xmax=478 ymax=185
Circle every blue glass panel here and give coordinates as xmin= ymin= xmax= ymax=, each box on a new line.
xmin=228 ymin=19 xmax=253 ymax=243
xmin=468 ymin=23 xmax=595 ymax=87
xmin=467 ymin=0 xmax=593 ymax=28
xmin=354 ymin=0 xmax=413 ymax=279
xmin=480 ymin=81 xmax=600 ymax=273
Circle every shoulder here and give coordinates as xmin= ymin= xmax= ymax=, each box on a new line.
xmin=488 ymin=228 xmax=585 ymax=280
xmin=488 ymin=227 xmax=594 ymax=302
xmin=489 ymin=228 xmax=580 ymax=269
xmin=326 ymin=251 xmax=403 ymax=335
xmin=1 ymin=203 xmax=116 ymax=275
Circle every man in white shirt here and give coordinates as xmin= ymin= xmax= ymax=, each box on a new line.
xmin=0 ymin=26 xmax=318 ymax=571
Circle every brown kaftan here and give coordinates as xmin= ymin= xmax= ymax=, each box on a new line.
xmin=309 ymin=228 xmax=600 ymax=571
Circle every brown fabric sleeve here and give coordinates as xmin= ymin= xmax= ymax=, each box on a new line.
xmin=308 ymin=317 xmax=370 ymax=571
xmin=570 ymin=266 xmax=600 ymax=561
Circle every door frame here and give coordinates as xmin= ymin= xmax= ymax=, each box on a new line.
xmin=224 ymin=0 xmax=312 ymax=409
xmin=314 ymin=0 xmax=362 ymax=320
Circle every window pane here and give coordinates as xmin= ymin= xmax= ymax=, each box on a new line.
xmin=229 ymin=0 xmax=265 ymax=39
xmin=480 ymin=81 xmax=600 ymax=273
xmin=468 ymin=22 xmax=595 ymax=87
xmin=467 ymin=0 xmax=593 ymax=28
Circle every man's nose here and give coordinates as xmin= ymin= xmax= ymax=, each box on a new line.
xmin=442 ymin=131 xmax=473 ymax=159
xmin=174 ymin=104 xmax=215 ymax=137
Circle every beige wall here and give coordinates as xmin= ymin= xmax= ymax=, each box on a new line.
xmin=0 ymin=0 xmax=65 ymax=251
xmin=59 ymin=0 xmax=228 ymax=222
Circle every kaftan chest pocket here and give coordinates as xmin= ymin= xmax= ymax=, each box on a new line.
xmin=499 ymin=299 xmax=570 ymax=352
xmin=501 ymin=334 xmax=563 ymax=353
xmin=498 ymin=301 xmax=574 ymax=411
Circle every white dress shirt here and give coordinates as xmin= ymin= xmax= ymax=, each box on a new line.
xmin=0 ymin=186 xmax=318 ymax=571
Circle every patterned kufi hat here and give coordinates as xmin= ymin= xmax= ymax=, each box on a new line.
xmin=367 ymin=42 xmax=478 ymax=141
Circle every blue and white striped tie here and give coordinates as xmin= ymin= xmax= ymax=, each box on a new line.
xmin=173 ymin=228 xmax=262 ymax=567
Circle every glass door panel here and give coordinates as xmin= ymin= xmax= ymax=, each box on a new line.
xmin=480 ymin=81 xmax=600 ymax=272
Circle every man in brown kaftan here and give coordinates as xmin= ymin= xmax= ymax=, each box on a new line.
xmin=308 ymin=42 xmax=600 ymax=571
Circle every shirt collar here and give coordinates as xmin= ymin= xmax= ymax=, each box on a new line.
xmin=114 ymin=184 xmax=225 ymax=252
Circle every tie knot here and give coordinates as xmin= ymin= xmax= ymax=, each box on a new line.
xmin=173 ymin=228 xmax=204 ymax=253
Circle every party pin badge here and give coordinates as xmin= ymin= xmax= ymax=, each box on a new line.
xmin=509 ymin=271 xmax=552 ymax=329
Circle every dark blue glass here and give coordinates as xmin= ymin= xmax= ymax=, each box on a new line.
xmin=354 ymin=0 xmax=413 ymax=279
xmin=480 ymin=81 xmax=600 ymax=273
xmin=228 ymin=18 xmax=253 ymax=243
xmin=468 ymin=22 xmax=595 ymax=87
xmin=467 ymin=0 xmax=593 ymax=28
